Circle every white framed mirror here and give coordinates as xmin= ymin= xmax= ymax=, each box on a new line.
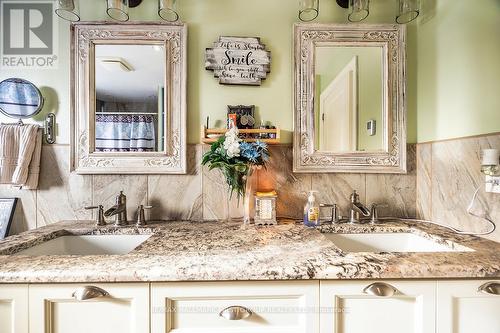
xmin=293 ymin=24 xmax=407 ymax=173
xmin=71 ymin=22 xmax=187 ymax=174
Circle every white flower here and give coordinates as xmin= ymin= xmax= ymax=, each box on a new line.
xmin=224 ymin=126 xmax=241 ymax=158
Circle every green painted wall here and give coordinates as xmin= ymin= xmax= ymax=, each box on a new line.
xmin=180 ymin=0 xmax=418 ymax=143
xmin=417 ymin=0 xmax=500 ymax=142
xmin=0 ymin=0 xmax=418 ymax=145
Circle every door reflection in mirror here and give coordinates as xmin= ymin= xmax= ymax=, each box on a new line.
xmin=314 ymin=45 xmax=384 ymax=153
xmin=94 ymin=44 xmax=165 ymax=152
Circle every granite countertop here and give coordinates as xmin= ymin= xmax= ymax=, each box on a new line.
xmin=0 ymin=219 xmax=499 ymax=283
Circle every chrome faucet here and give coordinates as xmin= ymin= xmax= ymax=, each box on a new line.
xmin=104 ymin=191 xmax=128 ymax=226
xmin=349 ymin=190 xmax=370 ymax=223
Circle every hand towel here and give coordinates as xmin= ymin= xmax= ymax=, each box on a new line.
xmin=22 ymin=130 xmax=42 ymax=190
xmin=0 ymin=124 xmax=42 ymax=189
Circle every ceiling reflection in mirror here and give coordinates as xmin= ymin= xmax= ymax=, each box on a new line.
xmin=94 ymin=44 xmax=165 ymax=153
xmin=314 ymin=45 xmax=384 ymax=153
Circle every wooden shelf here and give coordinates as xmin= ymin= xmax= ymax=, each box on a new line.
xmin=201 ymin=126 xmax=281 ymax=144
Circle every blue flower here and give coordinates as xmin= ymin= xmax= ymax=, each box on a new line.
xmin=254 ymin=141 xmax=268 ymax=150
xmin=242 ymin=148 xmax=259 ymax=162
xmin=239 ymin=142 xmax=253 ymax=153
xmin=261 ymin=150 xmax=270 ymax=161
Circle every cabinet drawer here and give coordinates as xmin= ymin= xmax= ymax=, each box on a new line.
xmin=0 ymin=284 xmax=29 ymax=333
xmin=437 ymin=279 xmax=500 ymax=333
xmin=320 ymin=280 xmax=436 ymax=333
xmin=29 ymin=283 xmax=149 ymax=333
xmin=151 ymin=281 xmax=319 ymax=333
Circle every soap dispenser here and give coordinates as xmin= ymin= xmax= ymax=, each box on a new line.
xmin=304 ymin=190 xmax=320 ymax=227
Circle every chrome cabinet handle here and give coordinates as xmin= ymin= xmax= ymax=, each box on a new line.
xmin=219 ymin=306 xmax=253 ymax=320
xmin=363 ymin=282 xmax=397 ymax=297
xmin=478 ymin=282 xmax=500 ymax=296
xmin=72 ymin=286 xmax=109 ymax=301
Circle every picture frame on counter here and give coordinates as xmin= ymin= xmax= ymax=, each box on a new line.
xmin=0 ymin=198 xmax=17 ymax=239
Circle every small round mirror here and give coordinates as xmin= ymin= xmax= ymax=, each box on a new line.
xmin=0 ymin=78 xmax=44 ymax=119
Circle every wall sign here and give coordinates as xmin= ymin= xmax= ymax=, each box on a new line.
xmin=205 ymin=36 xmax=271 ymax=86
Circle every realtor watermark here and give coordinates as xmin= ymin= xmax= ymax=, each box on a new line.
xmin=1 ymin=0 xmax=58 ymax=69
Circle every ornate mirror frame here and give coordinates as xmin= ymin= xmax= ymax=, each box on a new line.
xmin=70 ymin=22 xmax=187 ymax=174
xmin=293 ymin=24 xmax=407 ymax=173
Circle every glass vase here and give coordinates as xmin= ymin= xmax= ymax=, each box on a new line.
xmin=221 ymin=166 xmax=255 ymax=225
xmin=242 ymin=167 xmax=255 ymax=226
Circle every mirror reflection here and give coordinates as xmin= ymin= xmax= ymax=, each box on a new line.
xmin=314 ymin=45 xmax=384 ymax=152
xmin=94 ymin=44 xmax=165 ymax=152
xmin=0 ymin=78 xmax=44 ymax=119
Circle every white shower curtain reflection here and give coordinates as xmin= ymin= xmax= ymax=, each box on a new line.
xmin=95 ymin=114 xmax=156 ymax=152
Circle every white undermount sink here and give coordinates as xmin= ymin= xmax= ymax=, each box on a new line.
xmin=323 ymin=232 xmax=473 ymax=253
xmin=14 ymin=234 xmax=151 ymax=256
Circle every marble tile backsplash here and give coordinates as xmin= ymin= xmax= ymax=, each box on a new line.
xmin=1 ymin=135 xmax=499 ymax=244
xmin=417 ymin=133 xmax=500 ymax=243
xmin=0 ymin=144 xmax=416 ymax=234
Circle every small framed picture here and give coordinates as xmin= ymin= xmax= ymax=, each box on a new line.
xmin=227 ymin=105 xmax=256 ymax=129
xmin=0 ymin=198 xmax=17 ymax=239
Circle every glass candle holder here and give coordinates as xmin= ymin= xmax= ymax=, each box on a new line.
xmin=254 ymin=191 xmax=277 ymax=226
xmin=158 ymin=0 xmax=179 ymax=22
xmin=55 ymin=0 xmax=81 ymax=22
xmin=299 ymin=0 xmax=319 ymax=22
xmin=348 ymin=0 xmax=369 ymax=22
xmin=396 ymin=0 xmax=420 ymax=24
xmin=106 ymin=0 xmax=130 ymax=22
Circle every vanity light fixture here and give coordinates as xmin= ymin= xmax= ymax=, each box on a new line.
xmin=299 ymin=0 xmax=320 ymax=22
xmin=254 ymin=191 xmax=278 ymax=226
xmin=348 ymin=0 xmax=370 ymax=22
xmin=55 ymin=0 xmax=146 ymax=22
xmin=158 ymin=0 xmax=180 ymax=22
xmin=332 ymin=0 xmax=420 ymax=24
xmin=106 ymin=0 xmax=130 ymax=22
xmin=396 ymin=0 xmax=420 ymax=24
xmin=55 ymin=0 xmax=81 ymax=22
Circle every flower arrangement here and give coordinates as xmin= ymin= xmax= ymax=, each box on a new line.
xmin=202 ymin=126 xmax=269 ymax=202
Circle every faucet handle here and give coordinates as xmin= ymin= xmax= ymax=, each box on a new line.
xmin=136 ymin=205 xmax=153 ymax=226
xmin=369 ymin=203 xmax=389 ymax=224
xmin=320 ymin=203 xmax=340 ymax=224
xmin=350 ymin=190 xmax=360 ymax=203
xmin=85 ymin=205 xmax=106 ymax=226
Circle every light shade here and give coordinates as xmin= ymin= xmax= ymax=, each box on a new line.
xmin=396 ymin=0 xmax=420 ymax=24
xmin=348 ymin=0 xmax=369 ymax=22
xmin=158 ymin=0 xmax=179 ymax=22
xmin=106 ymin=0 xmax=130 ymax=22
xmin=55 ymin=0 xmax=80 ymax=22
xmin=298 ymin=0 xmax=319 ymax=22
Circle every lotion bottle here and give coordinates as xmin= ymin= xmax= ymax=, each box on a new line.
xmin=303 ymin=191 xmax=320 ymax=227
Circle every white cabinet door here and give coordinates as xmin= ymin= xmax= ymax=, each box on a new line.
xmin=0 ymin=284 xmax=29 ymax=333
xmin=437 ymin=280 xmax=500 ymax=333
xmin=320 ymin=280 xmax=435 ymax=333
xmin=151 ymin=281 xmax=319 ymax=333
xmin=29 ymin=283 xmax=149 ymax=333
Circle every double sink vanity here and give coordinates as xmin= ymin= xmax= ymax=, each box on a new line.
xmin=0 ymin=16 xmax=497 ymax=333
xmin=0 ymin=219 xmax=498 ymax=333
